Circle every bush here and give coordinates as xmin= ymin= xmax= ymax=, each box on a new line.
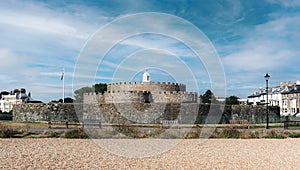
xmin=63 ymin=129 xmax=89 ymax=139
xmin=0 ymin=125 xmax=18 ymax=138
xmin=288 ymin=132 xmax=300 ymax=138
xmin=0 ymin=112 xmax=13 ymax=120
xmin=249 ymin=131 xmax=260 ymax=139
xmin=49 ymin=132 xmax=60 ymax=138
xmin=219 ymin=128 xmax=241 ymax=138
xmin=263 ymin=130 xmax=287 ymax=139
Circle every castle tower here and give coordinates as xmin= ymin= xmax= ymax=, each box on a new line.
xmin=142 ymin=70 xmax=150 ymax=83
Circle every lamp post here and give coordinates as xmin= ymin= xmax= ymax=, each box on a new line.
xmin=264 ymin=73 xmax=270 ymax=129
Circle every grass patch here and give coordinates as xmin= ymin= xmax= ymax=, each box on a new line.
xmin=21 ymin=121 xmax=47 ymax=124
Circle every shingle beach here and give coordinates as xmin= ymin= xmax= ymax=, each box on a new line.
xmin=1 ymin=138 xmax=300 ymax=169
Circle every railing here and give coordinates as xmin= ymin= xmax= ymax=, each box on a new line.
xmin=160 ymin=120 xmax=178 ymax=126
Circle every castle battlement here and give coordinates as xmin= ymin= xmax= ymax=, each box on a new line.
xmin=110 ymin=82 xmax=185 ymax=86
xmin=83 ymin=90 xmax=197 ymax=96
xmin=83 ymin=70 xmax=196 ymax=104
xmin=107 ymin=82 xmax=186 ymax=92
xmin=84 ymin=90 xmax=198 ymax=104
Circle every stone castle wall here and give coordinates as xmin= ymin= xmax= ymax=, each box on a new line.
xmin=12 ymin=103 xmax=280 ymax=124
xmin=107 ymin=82 xmax=186 ymax=92
xmin=13 ymin=103 xmax=81 ymax=122
xmin=83 ymin=103 xmax=280 ymax=124
xmin=83 ymin=91 xmax=198 ymax=104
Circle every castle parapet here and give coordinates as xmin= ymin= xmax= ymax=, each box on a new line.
xmin=107 ymin=82 xmax=186 ymax=92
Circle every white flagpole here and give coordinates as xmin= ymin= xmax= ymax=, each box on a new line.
xmin=62 ymin=68 xmax=65 ymax=103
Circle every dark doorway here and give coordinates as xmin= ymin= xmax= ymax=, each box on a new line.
xmin=143 ymin=92 xmax=152 ymax=103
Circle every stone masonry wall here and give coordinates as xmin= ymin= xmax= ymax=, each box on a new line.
xmin=83 ymin=103 xmax=280 ymax=124
xmin=13 ymin=103 xmax=82 ymax=122
xmin=12 ymin=103 xmax=280 ymax=124
xmin=107 ymin=82 xmax=186 ymax=92
xmin=83 ymin=91 xmax=198 ymax=104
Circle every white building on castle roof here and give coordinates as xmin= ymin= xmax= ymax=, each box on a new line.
xmin=142 ymin=70 xmax=150 ymax=83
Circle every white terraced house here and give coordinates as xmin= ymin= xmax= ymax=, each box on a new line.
xmin=248 ymin=81 xmax=300 ymax=116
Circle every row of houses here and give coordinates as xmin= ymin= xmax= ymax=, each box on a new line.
xmin=248 ymin=81 xmax=300 ymax=116
xmin=0 ymin=88 xmax=41 ymax=113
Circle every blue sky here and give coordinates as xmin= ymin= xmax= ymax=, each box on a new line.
xmin=0 ymin=0 xmax=300 ymax=102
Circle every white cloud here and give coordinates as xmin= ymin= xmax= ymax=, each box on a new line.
xmin=267 ymin=0 xmax=300 ymax=7
xmin=0 ymin=48 xmax=27 ymax=68
xmin=223 ymin=14 xmax=300 ymax=71
xmin=0 ymin=11 xmax=85 ymax=39
xmin=221 ymin=12 xmax=300 ymax=97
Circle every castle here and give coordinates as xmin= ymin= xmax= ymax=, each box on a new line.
xmin=12 ymin=71 xmax=279 ymax=124
xmin=84 ymin=70 xmax=198 ymax=104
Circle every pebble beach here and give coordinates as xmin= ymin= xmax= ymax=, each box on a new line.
xmin=1 ymin=138 xmax=300 ymax=169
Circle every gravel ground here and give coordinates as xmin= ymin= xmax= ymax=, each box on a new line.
xmin=1 ymin=138 xmax=300 ymax=169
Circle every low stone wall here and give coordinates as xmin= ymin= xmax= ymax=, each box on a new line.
xmin=12 ymin=103 xmax=280 ymax=124
xmin=231 ymin=105 xmax=280 ymax=124
xmin=83 ymin=103 xmax=280 ymax=124
xmin=13 ymin=103 xmax=82 ymax=122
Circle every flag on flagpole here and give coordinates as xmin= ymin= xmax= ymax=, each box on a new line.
xmin=61 ymin=72 xmax=64 ymax=80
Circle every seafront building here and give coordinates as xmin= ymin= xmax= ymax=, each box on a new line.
xmin=0 ymin=88 xmax=39 ymax=112
xmin=248 ymin=81 xmax=300 ymax=116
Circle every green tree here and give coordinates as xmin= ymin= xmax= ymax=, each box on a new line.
xmin=201 ymin=90 xmax=216 ymax=104
xmin=93 ymin=83 xmax=107 ymax=94
xmin=74 ymin=83 xmax=108 ymax=103
xmin=225 ymin=96 xmax=239 ymax=105
xmin=74 ymin=86 xmax=93 ymax=103
xmin=58 ymin=97 xmax=74 ymax=103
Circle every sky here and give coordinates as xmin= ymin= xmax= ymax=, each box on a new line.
xmin=0 ymin=0 xmax=300 ymax=102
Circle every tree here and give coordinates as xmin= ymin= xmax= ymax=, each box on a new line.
xmin=73 ymin=83 xmax=108 ymax=103
xmin=58 ymin=97 xmax=74 ymax=103
xmin=93 ymin=83 xmax=107 ymax=94
xmin=201 ymin=90 xmax=216 ymax=104
xmin=225 ymin=96 xmax=239 ymax=105
xmin=74 ymin=86 xmax=93 ymax=103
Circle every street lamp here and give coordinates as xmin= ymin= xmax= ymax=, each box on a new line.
xmin=264 ymin=73 xmax=270 ymax=129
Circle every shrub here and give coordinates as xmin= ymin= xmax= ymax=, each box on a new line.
xmin=288 ymin=132 xmax=300 ymax=138
xmin=263 ymin=130 xmax=287 ymax=139
xmin=0 ymin=124 xmax=18 ymax=138
xmin=249 ymin=131 xmax=260 ymax=139
xmin=219 ymin=128 xmax=241 ymax=138
xmin=183 ymin=132 xmax=198 ymax=139
xmin=0 ymin=112 xmax=13 ymax=120
xmin=63 ymin=129 xmax=89 ymax=139
xmin=49 ymin=132 xmax=60 ymax=138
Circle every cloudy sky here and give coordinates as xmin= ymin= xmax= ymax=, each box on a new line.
xmin=0 ymin=0 xmax=300 ymax=102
